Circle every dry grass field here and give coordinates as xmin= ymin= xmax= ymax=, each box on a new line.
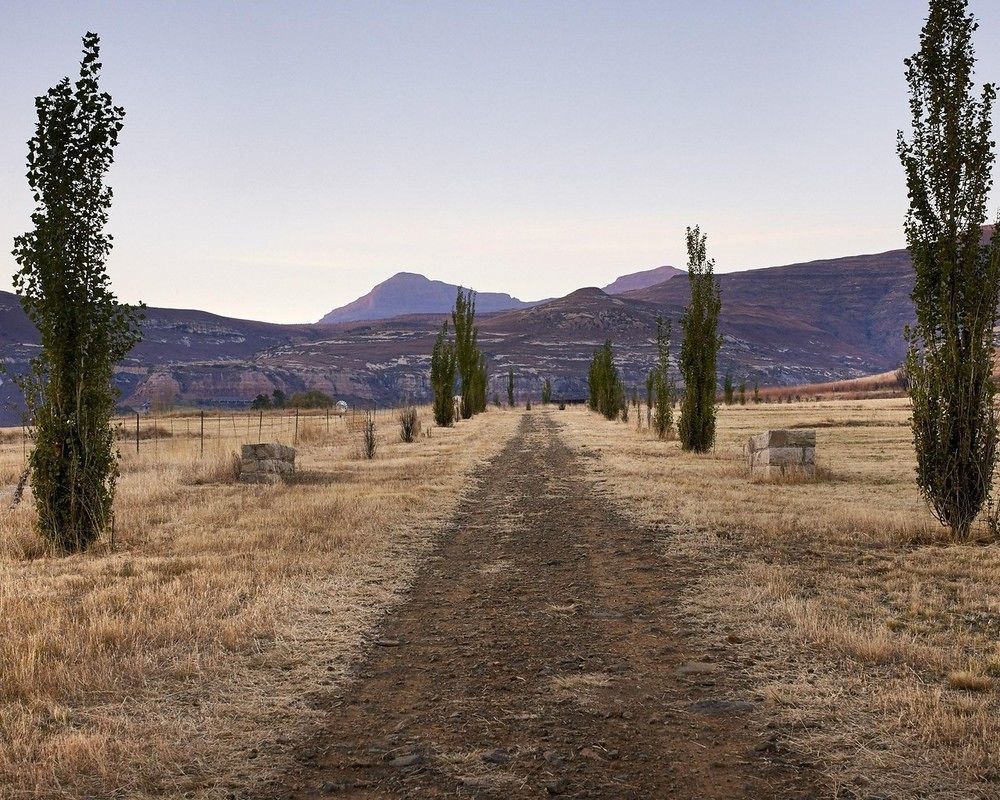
xmin=0 ymin=406 xmax=520 ymax=799
xmin=557 ymin=399 xmax=1000 ymax=799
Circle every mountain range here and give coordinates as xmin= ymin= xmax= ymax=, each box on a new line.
xmin=317 ymin=262 xmax=685 ymax=323
xmin=0 ymin=233 xmax=994 ymax=423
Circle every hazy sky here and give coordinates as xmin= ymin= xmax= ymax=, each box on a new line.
xmin=1 ymin=1 xmax=999 ymax=323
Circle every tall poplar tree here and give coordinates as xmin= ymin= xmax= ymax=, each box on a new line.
xmin=898 ymin=0 xmax=1000 ymax=539
xmin=430 ymin=322 xmax=456 ymax=426
xmin=652 ymin=315 xmax=674 ymax=439
xmin=453 ymin=288 xmax=480 ymax=419
xmin=12 ymin=33 xmax=142 ymax=552
xmin=677 ymin=226 xmax=722 ymax=453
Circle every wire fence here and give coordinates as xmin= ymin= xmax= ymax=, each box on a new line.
xmin=3 ymin=405 xmax=418 ymax=467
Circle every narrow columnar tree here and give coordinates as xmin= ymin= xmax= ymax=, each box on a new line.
xmin=507 ymin=367 xmax=515 ymax=407
xmin=738 ymin=379 xmax=747 ymax=405
xmin=898 ymin=0 xmax=1000 ymax=539
xmin=430 ymin=322 xmax=456 ymax=426
xmin=541 ymin=378 xmax=553 ymax=405
xmin=452 ymin=288 xmax=479 ymax=419
xmin=678 ymin=226 xmax=722 ymax=453
xmin=472 ymin=351 xmax=488 ymax=413
xmin=652 ymin=315 xmax=674 ymax=439
xmin=12 ymin=33 xmax=142 ymax=552
xmin=753 ymin=380 xmax=761 ymax=404
xmin=645 ymin=371 xmax=654 ymax=427
xmin=587 ymin=340 xmax=623 ymax=420
xmin=723 ymin=373 xmax=734 ymax=405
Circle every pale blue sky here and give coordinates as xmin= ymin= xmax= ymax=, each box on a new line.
xmin=1 ymin=1 xmax=998 ymax=323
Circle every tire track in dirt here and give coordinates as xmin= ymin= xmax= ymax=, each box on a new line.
xmin=270 ymin=411 xmax=818 ymax=799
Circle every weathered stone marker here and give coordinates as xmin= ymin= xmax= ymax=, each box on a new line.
xmin=239 ymin=443 xmax=296 ymax=484
xmin=747 ymin=429 xmax=816 ymax=479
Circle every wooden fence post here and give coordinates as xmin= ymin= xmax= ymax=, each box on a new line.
xmin=200 ymin=410 xmax=204 ymax=458
xmin=135 ymin=411 xmax=140 ymax=454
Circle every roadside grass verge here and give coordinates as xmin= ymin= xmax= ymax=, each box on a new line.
xmin=556 ymin=399 xmax=1000 ymax=800
xmin=0 ymin=406 xmax=519 ymax=799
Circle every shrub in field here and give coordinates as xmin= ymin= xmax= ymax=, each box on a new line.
xmin=399 ymin=405 xmax=419 ymax=443
xmin=898 ymin=0 xmax=1000 ymax=540
xmin=11 ymin=34 xmax=143 ymax=552
xmin=526 ymin=400 xmax=532 ymax=411
xmin=678 ymin=226 xmax=722 ymax=453
xmin=361 ymin=410 xmax=377 ymax=459
xmin=558 ymin=401 xmax=566 ymax=411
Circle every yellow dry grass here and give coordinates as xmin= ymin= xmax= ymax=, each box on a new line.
xmin=0 ymin=406 xmax=520 ymax=799
xmin=556 ymin=399 xmax=1000 ymax=800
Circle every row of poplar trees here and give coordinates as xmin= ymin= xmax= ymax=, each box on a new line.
xmin=430 ymin=288 xmax=488 ymax=426
xmin=587 ymin=224 xmax=721 ymax=453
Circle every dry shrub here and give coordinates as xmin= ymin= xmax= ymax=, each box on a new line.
xmin=179 ymin=452 xmax=240 ymax=485
xmin=359 ymin=411 xmax=377 ymax=459
xmin=399 ymin=406 xmax=419 ymax=443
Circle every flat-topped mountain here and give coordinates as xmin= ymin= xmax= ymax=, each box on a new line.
xmin=318 ymin=272 xmax=533 ymax=324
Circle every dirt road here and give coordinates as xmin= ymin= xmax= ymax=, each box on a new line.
xmin=271 ymin=412 xmax=817 ymax=799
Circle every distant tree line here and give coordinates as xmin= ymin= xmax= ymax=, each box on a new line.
xmin=250 ymin=388 xmax=335 ymax=410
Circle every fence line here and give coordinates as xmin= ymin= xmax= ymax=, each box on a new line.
xmin=102 ymin=403 xmax=416 ymax=462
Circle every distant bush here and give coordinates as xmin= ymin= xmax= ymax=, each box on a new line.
xmin=288 ymin=389 xmax=334 ymax=409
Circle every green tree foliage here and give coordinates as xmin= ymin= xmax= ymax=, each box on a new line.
xmin=271 ymin=388 xmax=287 ymax=408
xmin=678 ymin=226 xmax=722 ymax=453
xmin=288 ymin=389 xmax=334 ymax=408
xmin=723 ymin=373 xmax=734 ymax=405
xmin=587 ymin=340 xmax=624 ymax=420
xmin=11 ymin=33 xmax=142 ymax=552
xmin=541 ymin=378 xmax=553 ymax=405
xmin=453 ymin=288 xmax=480 ymax=420
xmin=652 ymin=316 xmax=674 ymax=439
xmin=752 ymin=381 xmax=760 ymax=404
xmin=430 ymin=322 xmax=456 ymax=426
xmin=898 ymin=0 xmax=1000 ymax=539
xmin=645 ymin=370 xmax=654 ymax=427
xmin=250 ymin=393 xmax=271 ymax=410
xmin=738 ymin=379 xmax=747 ymax=405
xmin=507 ymin=367 xmax=515 ymax=407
